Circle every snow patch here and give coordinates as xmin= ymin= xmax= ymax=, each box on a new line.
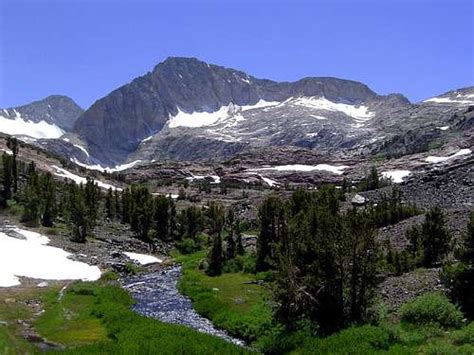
xmin=0 ymin=111 xmax=64 ymax=139
xmin=424 ymin=93 xmax=474 ymax=105
xmin=310 ymin=114 xmax=328 ymax=120
xmin=255 ymin=164 xmax=349 ymax=175
xmin=52 ymin=165 xmax=122 ymax=191
xmin=259 ymin=175 xmax=279 ymax=187
xmin=0 ymin=227 xmax=101 ymax=287
xmin=168 ymin=100 xmax=280 ymax=128
xmin=73 ymin=144 xmax=90 ymax=158
xmin=381 ymin=170 xmax=411 ymax=183
xmin=142 ymin=135 xmax=154 ymax=142
xmin=185 ymin=174 xmax=221 ymax=184
xmin=437 ymin=126 xmax=450 ymax=131
xmin=425 ymin=149 xmax=472 ymax=163
xmin=71 ymin=159 xmax=142 ymax=173
xmin=291 ymin=96 xmax=374 ymax=121
xmin=123 ymin=252 xmax=162 ymax=265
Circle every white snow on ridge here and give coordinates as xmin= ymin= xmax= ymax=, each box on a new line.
xmin=169 ymin=106 xmax=230 ymax=128
xmin=52 ymin=165 xmax=122 ymax=191
xmin=259 ymin=175 xmax=279 ymax=187
xmin=0 ymin=227 xmax=101 ymax=287
xmin=437 ymin=126 xmax=450 ymax=131
xmin=425 ymin=149 xmax=472 ymax=163
xmin=73 ymin=144 xmax=90 ymax=157
xmin=291 ymin=97 xmax=374 ymax=121
xmin=255 ymin=164 xmax=349 ymax=175
xmin=123 ymin=252 xmax=162 ymax=265
xmin=0 ymin=111 xmax=64 ymax=139
xmin=424 ymin=93 xmax=474 ymax=105
xmin=142 ymin=135 xmax=154 ymax=142
xmin=168 ymin=100 xmax=280 ymax=129
xmin=71 ymin=159 xmax=142 ymax=173
xmin=185 ymin=174 xmax=221 ymax=184
xmin=381 ymin=170 xmax=411 ymax=183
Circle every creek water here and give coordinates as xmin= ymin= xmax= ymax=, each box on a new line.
xmin=123 ymin=266 xmax=245 ymax=346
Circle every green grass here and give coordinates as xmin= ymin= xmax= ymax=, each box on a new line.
xmin=0 ymin=286 xmax=58 ymax=354
xmin=174 ymin=251 xmax=274 ymax=345
xmin=0 ymin=280 xmax=251 ymax=354
xmin=51 ymin=281 xmax=251 ymax=354
xmin=35 ymin=284 xmax=108 ymax=346
xmin=292 ymin=322 xmax=474 ymax=354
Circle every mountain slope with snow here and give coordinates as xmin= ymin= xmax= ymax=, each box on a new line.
xmin=0 ymin=95 xmax=83 ymax=139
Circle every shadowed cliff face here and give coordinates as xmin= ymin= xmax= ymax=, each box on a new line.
xmin=72 ymin=57 xmax=385 ymax=165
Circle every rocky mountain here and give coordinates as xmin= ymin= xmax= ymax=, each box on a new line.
xmin=0 ymin=95 xmax=83 ymax=139
xmin=33 ymin=57 xmax=474 ymax=167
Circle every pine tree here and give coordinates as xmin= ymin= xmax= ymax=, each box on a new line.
xmin=1 ymin=153 xmax=13 ymax=205
xmin=68 ymin=184 xmax=89 ymax=243
xmin=256 ymin=195 xmax=286 ymax=271
xmin=6 ymin=137 xmax=18 ymax=194
xmin=206 ymin=202 xmax=225 ymax=276
xmin=207 ymin=233 xmax=223 ymax=276
xmin=442 ymin=212 xmax=474 ymax=319
xmin=40 ymin=173 xmax=56 ymax=227
xmin=21 ymin=162 xmax=41 ymax=225
xmin=421 ymin=207 xmax=451 ymax=267
xmin=129 ymin=186 xmax=153 ymax=242
xmin=84 ymin=177 xmax=100 ymax=227
xmin=114 ymin=189 xmax=121 ymax=220
xmin=105 ymin=187 xmax=115 ymax=220
xmin=121 ymin=188 xmax=131 ymax=223
xmin=153 ymin=195 xmax=171 ymax=241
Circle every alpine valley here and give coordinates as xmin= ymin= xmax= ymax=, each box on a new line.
xmin=0 ymin=57 xmax=473 ymax=354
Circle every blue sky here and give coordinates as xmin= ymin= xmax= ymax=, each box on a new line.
xmin=1 ymin=0 xmax=473 ymax=109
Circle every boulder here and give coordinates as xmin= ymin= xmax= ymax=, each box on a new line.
xmin=351 ymin=194 xmax=367 ymax=206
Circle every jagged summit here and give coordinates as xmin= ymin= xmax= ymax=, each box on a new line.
xmin=12 ymin=56 xmax=464 ymax=167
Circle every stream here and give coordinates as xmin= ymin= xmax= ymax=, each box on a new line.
xmin=123 ymin=266 xmax=245 ymax=346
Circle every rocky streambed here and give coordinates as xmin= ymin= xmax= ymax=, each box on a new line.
xmin=123 ymin=266 xmax=245 ymax=346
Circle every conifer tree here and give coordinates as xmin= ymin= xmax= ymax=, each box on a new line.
xmin=68 ymin=183 xmax=89 ymax=243
xmin=206 ymin=202 xmax=225 ymax=276
xmin=443 ymin=212 xmax=474 ymax=319
xmin=129 ymin=186 xmax=153 ymax=242
xmin=40 ymin=173 xmax=56 ymax=227
xmin=21 ymin=162 xmax=41 ymax=225
xmin=6 ymin=137 xmax=18 ymax=194
xmin=207 ymin=233 xmax=223 ymax=276
xmin=84 ymin=177 xmax=100 ymax=227
xmin=153 ymin=195 xmax=171 ymax=241
xmin=421 ymin=207 xmax=451 ymax=267
xmin=121 ymin=188 xmax=131 ymax=223
xmin=105 ymin=187 xmax=115 ymax=220
xmin=256 ymin=195 xmax=285 ymax=271
xmin=114 ymin=189 xmax=121 ymax=220
xmin=1 ymin=153 xmax=13 ymax=205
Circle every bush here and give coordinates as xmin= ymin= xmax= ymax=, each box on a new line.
xmin=400 ymin=293 xmax=464 ymax=329
xmin=298 ymin=325 xmax=394 ymax=354
xmin=176 ymin=238 xmax=200 ymax=254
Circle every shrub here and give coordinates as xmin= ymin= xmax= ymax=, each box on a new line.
xmin=176 ymin=238 xmax=200 ymax=254
xmin=299 ymin=325 xmax=393 ymax=354
xmin=400 ymin=293 xmax=464 ymax=329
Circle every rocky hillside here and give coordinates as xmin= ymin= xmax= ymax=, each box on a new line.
xmin=8 ymin=58 xmax=472 ymax=169
xmin=68 ymin=57 xmax=474 ymax=166
xmin=0 ymin=95 xmax=83 ymax=139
